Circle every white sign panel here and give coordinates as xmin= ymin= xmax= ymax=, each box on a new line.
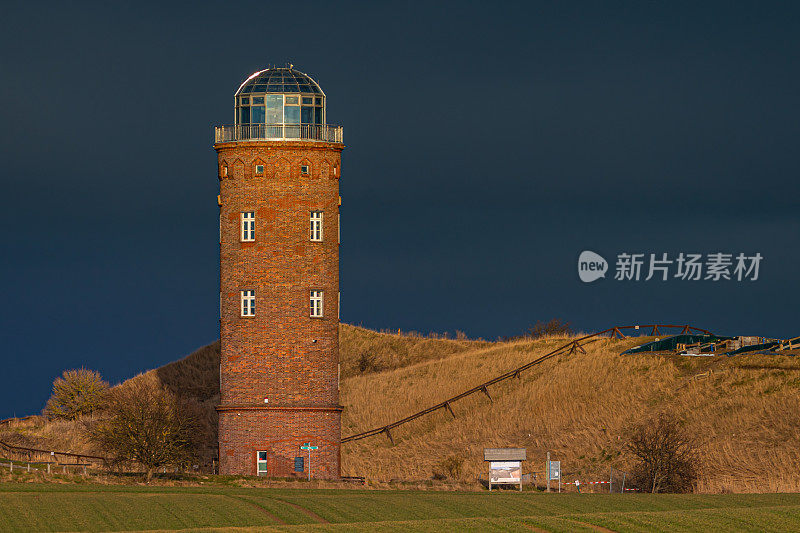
xmin=490 ymin=461 xmax=521 ymax=483
xmin=549 ymin=460 xmax=561 ymax=480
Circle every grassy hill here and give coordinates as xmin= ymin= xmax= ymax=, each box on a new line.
xmin=341 ymin=334 xmax=800 ymax=493
xmin=2 ymin=324 xmax=800 ymax=493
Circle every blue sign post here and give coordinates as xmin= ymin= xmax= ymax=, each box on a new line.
xmin=300 ymin=442 xmax=318 ymax=481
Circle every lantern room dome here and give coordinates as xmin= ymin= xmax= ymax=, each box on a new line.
xmin=235 ymin=67 xmax=325 ymax=96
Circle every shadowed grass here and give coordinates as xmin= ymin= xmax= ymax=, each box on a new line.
xmin=2 ymin=484 xmax=800 ymax=532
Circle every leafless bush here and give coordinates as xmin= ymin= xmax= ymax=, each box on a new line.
xmin=502 ymin=319 xmax=573 ymax=341
xmin=625 ymin=412 xmax=699 ymax=493
xmin=44 ymin=369 xmax=109 ymax=420
xmin=89 ymin=380 xmax=201 ymax=481
xmin=357 ymin=351 xmax=381 ymax=374
xmin=432 ymin=455 xmax=465 ymax=480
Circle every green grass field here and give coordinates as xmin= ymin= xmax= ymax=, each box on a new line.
xmin=1 ymin=483 xmax=799 ymax=532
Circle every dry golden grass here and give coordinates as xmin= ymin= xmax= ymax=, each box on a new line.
xmin=340 ymin=335 xmax=800 ymax=493
xmin=339 ymin=324 xmax=490 ymax=378
xmin=4 ymin=325 xmax=800 ymax=493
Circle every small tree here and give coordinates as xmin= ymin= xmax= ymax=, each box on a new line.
xmin=89 ymin=380 xmax=199 ymax=481
xmin=527 ymin=319 xmax=572 ymax=339
xmin=500 ymin=319 xmax=573 ymax=341
xmin=626 ymin=412 xmax=699 ymax=493
xmin=44 ymin=368 xmax=109 ymax=420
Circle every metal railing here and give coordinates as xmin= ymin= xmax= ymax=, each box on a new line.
xmin=215 ymin=124 xmax=343 ymax=143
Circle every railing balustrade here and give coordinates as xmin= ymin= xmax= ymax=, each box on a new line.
xmin=215 ymin=124 xmax=343 ymax=143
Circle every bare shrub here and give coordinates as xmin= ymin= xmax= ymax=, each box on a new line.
xmin=44 ymin=369 xmax=108 ymax=420
xmin=357 ymin=351 xmax=381 ymax=374
xmin=89 ymin=380 xmax=200 ymax=481
xmin=501 ymin=319 xmax=573 ymax=341
xmin=625 ymin=412 xmax=699 ymax=493
xmin=432 ymin=455 xmax=464 ymax=480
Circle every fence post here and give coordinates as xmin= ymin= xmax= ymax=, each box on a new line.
xmin=27 ymin=463 xmax=30 ymax=473
xmin=609 ymin=466 xmax=613 ymax=493
xmin=546 ymin=452 xmax=551 ymax=493
xmin=622 ymin=472 xmax=626 ymax=493
xmin=9 ymin=461 xmax=12 ymax=473
xmin=47 ymin=463 xmax=51 ymax=474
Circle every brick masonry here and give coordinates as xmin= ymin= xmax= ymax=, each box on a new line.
xmin=214 ymin=140 xmax=343 ymax=478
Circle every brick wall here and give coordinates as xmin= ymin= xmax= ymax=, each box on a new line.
xmin=215 ymin=141 xmax=343 ymax=478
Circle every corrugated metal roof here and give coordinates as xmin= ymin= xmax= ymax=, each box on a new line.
xmin=484 ymin=448 xmax=527 ymax=461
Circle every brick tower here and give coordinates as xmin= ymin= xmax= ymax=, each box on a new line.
xmin=214 ymin=67 xmax=343 ymax=477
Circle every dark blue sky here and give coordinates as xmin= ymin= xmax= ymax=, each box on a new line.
xmin=1 ymin=1 xmax=798 ymax=418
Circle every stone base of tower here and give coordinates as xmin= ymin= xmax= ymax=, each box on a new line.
xmin=217 ymin=406 xmax=342 ymax=478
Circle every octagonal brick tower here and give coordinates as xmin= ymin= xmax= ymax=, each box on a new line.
xmin=214 ymin=67 xmax=343 ymax=478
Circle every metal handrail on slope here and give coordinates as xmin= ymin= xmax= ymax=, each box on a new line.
xmin=341 ymin=324 xmax=713 ymax=444
xmin=0 ymin=439 xmax=106 ymax=463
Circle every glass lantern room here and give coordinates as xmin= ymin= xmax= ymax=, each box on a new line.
xmin=215 ymin=66 xmax=342 ymax=143
xmin=234 ymin=67 xmax=325 ymax=139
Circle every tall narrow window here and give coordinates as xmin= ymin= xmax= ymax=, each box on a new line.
xmin=310 ymin=290 xmax=323 ymax=317
xmin=241 ymin=212 xmax=255 ymax=241
xmin=310 ymin=211 xmax=323 ymax=242
xmin=257 ymin=451 xmax=267 ymax=475
xmin=241 ymin=290 xmax=255 ymax=317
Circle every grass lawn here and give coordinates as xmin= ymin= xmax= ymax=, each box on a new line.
xmin=1 ymin=483 xmax=799 ymax=532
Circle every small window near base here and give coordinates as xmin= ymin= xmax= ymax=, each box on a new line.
xmin=294 ymin=457 xmax=304 ymax=472
xmin=257 ymin=451 xmax=268 ymax=476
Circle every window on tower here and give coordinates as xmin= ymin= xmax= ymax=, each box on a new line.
xmin=284 ymin=97 xmax=300 ymax=124
xmin=266 ymin=94 xmax=283 ymax=124
xmin=310 ymin=290 xmax=323 ymax=318
xmin=241 ymin=290 xmax=256 ymax=317
xmin=301 ymin=164 xmax=310 ymax=175
xmin=251 ymin=105 xmax=265 ymax=124
xmin=310 ymin=211 xmax=323 ymax=241
xmin=257 ymin=451 xmax=267 ymax=475
xmin=241 ymin=212 xmax=255 ymax=241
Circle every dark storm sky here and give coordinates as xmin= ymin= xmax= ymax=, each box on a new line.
xmin=1 ymin=1 xmax=798 ymax=418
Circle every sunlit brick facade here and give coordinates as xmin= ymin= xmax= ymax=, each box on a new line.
xmin=214 ymin=67 xmax=343 ymax=478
